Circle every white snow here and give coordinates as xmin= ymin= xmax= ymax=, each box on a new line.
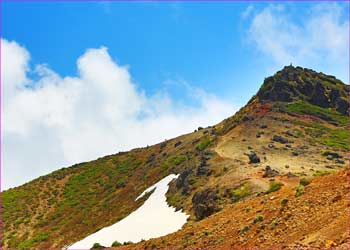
xmin=67 ymin=174 xmax=189 ymax=249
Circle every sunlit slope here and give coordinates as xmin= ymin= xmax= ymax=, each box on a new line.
xmin=2 ymin=65 xmax=349 ymax=249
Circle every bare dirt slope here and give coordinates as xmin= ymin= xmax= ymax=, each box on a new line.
xmin=113 ymin=169 xmax=350 ymax=250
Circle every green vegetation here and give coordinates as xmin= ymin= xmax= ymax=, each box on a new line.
xmin=295 ymin=177 xmax=313 ymax=197
xmin=265 ymin=181 xmax=283 ymax=194
xmin=287 ymin=129 xmax=304 ymax=138
xmin=18 ymin=232 xmax=49 ymax=249
xmin=295 ymin=185 xmax=305 ymax=197
xmin=2 ymin=151 xmax=169 ymax=249
xmin=161 ymin=154 xmax=187 ymax=171
xmin=231 ymin=182 xmax=252 ymax=202
xmin=269 ymin=219 xmax=278 ymax=230
xmin=115 ymin=178 xmax=127 ymax=188
xmin=313 ymin=170 xmax=332 ymax=177
xmin=188 ymin=177 xmax=197 ymax=185
xmin=299 ymin=178 xmax=310 ymax=186
xmin=290 ymin=119 xmax=349 ymax=150
xmin=114 ymin=156 xmax=143 ymax=174
xmin=284 ymin=101 xmax=349 ymax=126
xmin=3 ymin=67 xmax=348 ymax=250
xmin=280 ymin=198 xmax=288 ymax=206
xmin=168 ymin=155 xmax=187 ymax=166
xmin=167 ymin=192 xmax=183 ymax=207
xmin=239 ymin=225 xmax=250 ymax=234
xmin=321 ymin=129 xmax=349 ymax=150
xmin=111 ymin=241 xmax=122 ymax=247
xmin=91 ymin=242 xmax=105 ymax=249
xmin=196 ymin=137 xmax=211 ymax=151
xmin=253 ymin=215 xmax=264 ymax=224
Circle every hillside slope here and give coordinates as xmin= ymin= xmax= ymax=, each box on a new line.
xmin=115 ymin=169 xmax=350 ymax=250
xmin=2 ymin=65 xmax=349 ymax=249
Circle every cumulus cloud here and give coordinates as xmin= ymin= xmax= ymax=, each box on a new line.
xmin=1 ymin=39 xmax=236 ymax=190
xmin=246 ymin=3 xmax=349 ymax=83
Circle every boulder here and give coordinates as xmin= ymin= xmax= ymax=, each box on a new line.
xmin=285 ymin=172 xmax=297 ymax=178
xmin=272 ymin=135 xmax=289 ymax=144
xmin=192 ymin=189 xmax=218 ymax=220
xmin=323 ymin=151 xmax=342 ymax=159
xmin=335 ymin=159 xmax=345 ymax=164
xmin=246 ymin=151 xmax=260 ymax=164
xmin=242 ymin=116 xmax=254 ymax=122
xmin=263 ymin=166 xmax=279 ymax=178
xmin=160 ymin=141 xmax=167 ymax=150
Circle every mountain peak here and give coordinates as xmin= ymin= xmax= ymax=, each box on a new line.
xmin=256 ymin=65 xmax=349 ymax=114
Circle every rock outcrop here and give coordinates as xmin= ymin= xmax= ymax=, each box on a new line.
xmin=192 ymin=188 xmax=219 ymax=220
xmin=257 ymin=65 xmax=350 ymax=114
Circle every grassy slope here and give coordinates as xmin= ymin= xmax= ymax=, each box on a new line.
xmin=2 ymin=67 xmax=349 ymax=250
xmin=2 ymin=129 xmax=218 ymax=249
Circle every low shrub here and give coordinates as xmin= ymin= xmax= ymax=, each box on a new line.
xmin=313 ymin=170 xmax=331 ymax=177
xmin=239 ymin=225 xmax=250 ymax=234
xmin=295 ymin=185 xmax=305 ymax=197
xmin=265 ymin=181 xmax=283 ymax=194
xmin=111 ymin=241 xmax=122 ymax=247
xmin=299 ymin=178 xmax=310 ymax=186
xmin=91 ymin=243 xmax=105 ymax=249
xmin=196 ymin=137 xmax=211 ymax=151
xmin=231 ymin=182 xmax=252 ymax=202
xmin=253 ymin=215 xmax=264 ymax=224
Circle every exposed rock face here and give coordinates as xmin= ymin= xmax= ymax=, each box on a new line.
xmin=197 ymin=156 xmax=210 ymax=176
xmin=263 ymin=166 xmax=279 ymax=178
xmin=323 ymin=151 xmax=342 ymax=160
xmin=192 ymin=189 xmax=218 ymax=220
xmin=310 ymin=82 xmax=329 ymax=108
xmin=176 ymin=168 xmax=192 ymax=195
xmin=272 ymin=135 xmax=289 ymax=144
xmin=257 ymin=65 xmax=350 ymax=114
xmin=246 ymin=151 xmax=260 ymax=164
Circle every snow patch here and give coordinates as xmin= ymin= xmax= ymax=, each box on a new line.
xmin=67 ymin=174 xmax=188 ymax=249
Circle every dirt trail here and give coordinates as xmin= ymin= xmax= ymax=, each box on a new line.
xmin=214 ymin=132 xmax=271 ymax=191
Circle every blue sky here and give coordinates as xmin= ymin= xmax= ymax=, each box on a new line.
xmin=2 ymin=2 xmax=349 ymax=189
xmin=3 ymin=2 xmax=258 ymax=106
xmin=4 ymin=2 xmax=348 ymax=105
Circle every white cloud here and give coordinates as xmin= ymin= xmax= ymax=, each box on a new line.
xmin=246 ymin=3 xmax=349 ymax=83
xmin=1 ymin=39 xmax=236 ymax=190
xmin=242 ymin=5 xmax=254 ymax=19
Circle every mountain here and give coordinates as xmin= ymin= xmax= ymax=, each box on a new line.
xmin=2 ymin=66 xmax=349 ymax=250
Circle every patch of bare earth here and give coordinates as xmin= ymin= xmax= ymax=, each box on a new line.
xmin=113 ymin=169 xmax=350 ymax=250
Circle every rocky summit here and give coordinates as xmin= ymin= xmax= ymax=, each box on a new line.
xmin=257 ymin=65 xmax=349 ymax=114
xmin=2 ymin=66 xmax=349 ymax=250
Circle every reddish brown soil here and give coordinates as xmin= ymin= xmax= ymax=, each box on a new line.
xmin=114 ymin=169 xmax=350 ymax=250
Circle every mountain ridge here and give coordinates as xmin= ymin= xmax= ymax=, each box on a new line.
xmin=256 ymin=65 xmax=349 ymax=115
xmin=2 ymin=65 xmax=349 ymax=250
